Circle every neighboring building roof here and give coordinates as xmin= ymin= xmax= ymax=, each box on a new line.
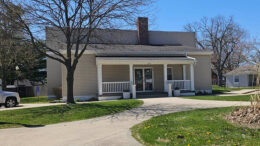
xmin=225 ymin=65 xmax=258 ymax=76
xmin=14 ymin=79 xmax=32 ymax=87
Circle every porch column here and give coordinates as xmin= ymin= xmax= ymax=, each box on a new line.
xmin=182 ymin=65 xmax=186 ymax=80
xmin=129 ymin=64 xmax=133 ymax=93
xmin=164 ymin=64 xmax=168 ymax=92
xmin=97 ymin=64 xmax=103 ymax=96
xmin=190 ymin=64 xmax=195 ymax=91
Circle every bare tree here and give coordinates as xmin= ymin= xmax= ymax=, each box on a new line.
xmin=225 ymin=42 xmax=249 ymax=71
xmin=184 ymin=16 xmax=248 ymax=86
xmin=247 ymin=38 xmax=260 ymax=65
xmin=1 ymin=0 xmax=151 ymax=104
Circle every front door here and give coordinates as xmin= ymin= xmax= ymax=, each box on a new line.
xmin=135 ymin=69 xmax=144 ymax=91
xmin=134 ymin=68 xmax=153 ymax=92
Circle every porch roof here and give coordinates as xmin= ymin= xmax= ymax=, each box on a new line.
xmin=96 ymin=55 xmax=196 ymax=65
xmin=96 ymin=53 xmax=187 ymax=57
xmin=91 ymin=44 xmax=210 ymax=55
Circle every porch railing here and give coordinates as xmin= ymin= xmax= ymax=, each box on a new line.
xmin=167 ymin=80 xmax=191 ymax=90
xmin=102 ymin=81 xmax=130 ymax=93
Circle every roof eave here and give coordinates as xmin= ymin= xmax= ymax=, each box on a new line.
xmin=48 ymin=50 xmax=213 ymax=56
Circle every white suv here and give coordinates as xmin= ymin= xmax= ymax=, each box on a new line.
xmin=0 ymin=80 xmax=20 ymax=108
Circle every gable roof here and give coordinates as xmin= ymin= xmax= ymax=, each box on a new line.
xmin=46 ymin=27 xmax=196 ymax=47
xmin=225 ymin=65 xmax=258 ymax=76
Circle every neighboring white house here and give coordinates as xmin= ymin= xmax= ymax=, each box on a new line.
xmin=225 ymin=65 xmax=258 ymax=88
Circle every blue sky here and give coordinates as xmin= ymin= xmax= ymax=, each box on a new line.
xmin=151 ymin=0 xmax=260 ymax=37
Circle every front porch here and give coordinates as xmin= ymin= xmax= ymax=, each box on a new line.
xmin=96 ymin=55 xmax=196 ymax=98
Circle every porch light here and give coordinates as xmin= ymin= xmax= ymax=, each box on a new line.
xmin=15 ymin=66 xmax=20 ymax=71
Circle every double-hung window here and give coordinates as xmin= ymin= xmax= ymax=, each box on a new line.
xmin=234 ymin=76 xmax=239 ymax=83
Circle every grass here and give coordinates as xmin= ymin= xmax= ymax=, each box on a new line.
xmin=182 ymin=95 xmax=251 ymax=101
xmin=131 ymin=107 xmax=260 ymax=146
xmin=0 ymin=99 xmax=143 ymax=129
xmin=212 ymin=85 xmax=256 ymax=94
xmin=20 ymin=96 xmax=55 ymax=104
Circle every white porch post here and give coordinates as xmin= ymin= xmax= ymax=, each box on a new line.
xmin=129 ymin=64 xmax=133 ymax=93
xmin=132 ymin=85 xmax=136 ymax=99
xmin=97 ymin=64 xmax=103 ymax=96
xmin=168 ymin=83 xmax=172 ymax=97
xmin=190 ymin=64 xmax=195 ymax=91
xmin=164 ymin=64 xmax=168 ymax=92
xmin=182 ymin=65 xmax=186 ymax=80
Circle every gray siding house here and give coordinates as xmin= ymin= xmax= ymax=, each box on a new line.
xmin=225 ymin=66 xmax=258 ymax=88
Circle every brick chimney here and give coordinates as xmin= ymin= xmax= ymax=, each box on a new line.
xmin=137 ymin=17 xmax=149 ymax=45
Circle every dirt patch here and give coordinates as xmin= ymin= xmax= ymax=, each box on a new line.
xmin=226 ymin=107 xmax=260 ymax=129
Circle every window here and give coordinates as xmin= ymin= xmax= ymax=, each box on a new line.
xmin=167 ymin=67 xmax=173 ymax=80
xmin=234 ymin=76 xmax=239 ymax=83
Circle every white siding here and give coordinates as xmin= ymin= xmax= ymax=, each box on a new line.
xmin=226 ymin=74 xmax=249 ymax=88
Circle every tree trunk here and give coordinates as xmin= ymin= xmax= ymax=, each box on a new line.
xmin=1 ymin=68 xmax=7 ymax=90
xmin=2 ymin=77 xmax=7 ymax=90
xmin=218 ymin=72 xmax=223 ymax=87
xmin=66 ymin=67 xmax=75 ymax=104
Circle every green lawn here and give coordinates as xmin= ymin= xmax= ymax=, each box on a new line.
xmin=0 ymin=99 xmax=143 ymax=129
xmin=182 ymin=95 xmax=251 ymax=101
xmin=212 ymin=85 xmax=256 ymax=94
xmin=131 ymin=107 xmax=260 ymax=146
xmin=20 ymin=96 xmax=55 ymax=104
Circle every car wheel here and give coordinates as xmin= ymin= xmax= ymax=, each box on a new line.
xmin=5 ymin=98 xmax=16 ymax=108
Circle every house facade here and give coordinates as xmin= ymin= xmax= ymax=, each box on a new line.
xmin=46 ymin=17 xmax=212 ymax=100
xmin=225 ymin=66 xmax=258 ymax=88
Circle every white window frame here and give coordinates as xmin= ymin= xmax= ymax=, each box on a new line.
xmin=233 ymin=75 xmax=239 ymax=84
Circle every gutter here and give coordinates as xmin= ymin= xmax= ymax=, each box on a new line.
xmin=47 ymin=50 xmax=213 ymax=56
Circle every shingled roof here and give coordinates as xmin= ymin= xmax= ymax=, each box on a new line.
xmin=225 ymin=65 xmax=258 ymax=76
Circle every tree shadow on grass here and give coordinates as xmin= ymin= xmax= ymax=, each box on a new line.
xmin=0 ymin=101 xmax=141 ymax=128
xmin=0 ymin=122 xmax=45 ymax=128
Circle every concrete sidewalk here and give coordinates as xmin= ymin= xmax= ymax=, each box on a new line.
xmin=0 ymin=97 xmax=250 ymax=146
xmin=0 ymin=103 xmax=65 ymax=111
xmin=216 ymin=89 xmax=259 ymax=96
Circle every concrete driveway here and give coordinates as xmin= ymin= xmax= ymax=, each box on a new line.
xmin=0 ymin=97 xmax=250 ymax=146
xmin=216 ymin=89 xmax=259 ymax=96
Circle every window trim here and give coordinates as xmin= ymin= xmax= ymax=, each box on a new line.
xmin=233 ymin=75 xmax=239 ymax=83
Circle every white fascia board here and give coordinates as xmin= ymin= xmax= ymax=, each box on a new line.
xmin=96 ymin=57 xmax=196 ymax=65
xmin=51 ymin=49 xmax=212 ymax=56
xmin=49 ymin=50 xmax=213 ymax=56
xmin=60 ymin=50 xmax=96 ymax=54
xmin=187 ymin=51 xmax=213 ymax=55
xmin=46 ymin=50 xmax=96 ymax=56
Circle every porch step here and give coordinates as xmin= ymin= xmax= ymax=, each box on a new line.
xmin=180 ymin=92 xmax=195 ymax=96
xmin=180 ymin=90 xmax=195 ymax=96
xmin=137 ymin=92 xmax=168 ymax=98
xmin=98 ymin=96 xmax=122 ymax=101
